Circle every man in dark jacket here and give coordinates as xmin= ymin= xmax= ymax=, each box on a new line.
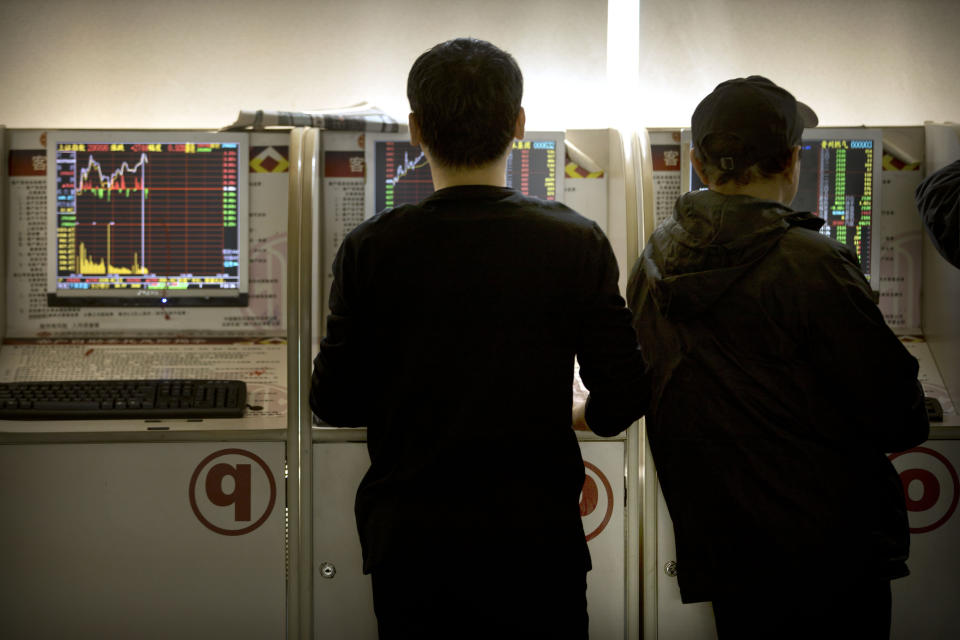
xmin=311 ymin=38 xmax=649 ymax=638
xmin=626 ymin=76 xmax=929 ymax=638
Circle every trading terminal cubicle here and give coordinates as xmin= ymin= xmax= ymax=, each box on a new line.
xmin=0 ymin=127 xmax=291 ymax=638
xmin=0 ymin=120 xmax=957 ymax=639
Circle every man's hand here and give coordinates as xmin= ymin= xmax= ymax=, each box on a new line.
xmin=572 ymin=399 xmax=589 ymax=431
xmin=572 ymin=358 xmax=589 ymax=430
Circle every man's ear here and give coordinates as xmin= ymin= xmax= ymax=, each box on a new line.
xmin=784 ymin=145 xmax=801 ymax=183
xmin=514 ymin=107 xmax=526 ymax=140
xmin=690 ymin=147 xmax=710 ymax=186
xmin=409 ymin=113 xmax=422 ymax=146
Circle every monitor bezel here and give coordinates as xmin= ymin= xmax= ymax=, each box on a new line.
xmin=46 ymin=130 xmax=250 ymax=307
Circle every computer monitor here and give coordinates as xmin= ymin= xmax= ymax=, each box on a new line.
xmin=678 ymin=129 xmax=708 ymax=194
xmin=793 ymin=129 xmax=881 ymax=283
xmin=364 ymin=131 xmax=565 ymax=217
xmin=679 ymin=127 xmax=882 ymax=283
xmin=47 ymin=131 xmax=249 ymax=306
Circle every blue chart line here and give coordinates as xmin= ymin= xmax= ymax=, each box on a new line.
xmin=386 ymin=150 xmax=427 ymax=186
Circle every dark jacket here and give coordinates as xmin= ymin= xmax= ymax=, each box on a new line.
xmin=311 ymin=185 xmax=650 ymax=574
xmin=915 ymin=157 xmax=960 ymax=269
xmin=627 ymin=189 xmax=929 ymax=602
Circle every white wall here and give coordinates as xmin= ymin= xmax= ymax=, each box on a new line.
xmin=0 ymin=0 xmax=608 ymax=131
xmin=0 ymin=0 xmax=957 ymax=131
xmin=636 ymin=0 xmax=960 ymax=127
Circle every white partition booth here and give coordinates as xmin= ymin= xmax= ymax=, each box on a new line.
xmin=0 ymin=129 xmax=292 ymax=639
xmin=638 ymin=124 xmax=960 ymax=640
xmin=4 ymin=116 xmax=956 ymax=640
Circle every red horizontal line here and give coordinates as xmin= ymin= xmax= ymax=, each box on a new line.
xmin=77 ymin=188 xmax=233 ymax=192
xmin=71 ymin=223 xmax=230 ymax=227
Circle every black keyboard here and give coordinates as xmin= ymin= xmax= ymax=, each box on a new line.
xmin=0 ymin=379 xmax=246 ymax=420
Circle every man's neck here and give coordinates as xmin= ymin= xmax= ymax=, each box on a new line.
xmin=427 ymin=152 xmax=510 ymax=191
xmin=709 ymin=178 xmax=793 ymax=206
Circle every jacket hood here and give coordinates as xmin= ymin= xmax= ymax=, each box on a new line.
xmin=642 ymin=190 xmax=823 ymax=319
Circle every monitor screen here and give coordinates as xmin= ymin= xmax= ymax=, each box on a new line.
xmin=364 ymin=132 xmax=565 ymax=217
xmin=47 ymin=131 xmax=249 ymax=306
xmin=678 ymin=127 xmax=881 ymax=283
xmin=793 ymin=130 xmax=880 ymax=282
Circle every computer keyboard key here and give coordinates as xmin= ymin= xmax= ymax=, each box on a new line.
xmin=34 ymin=400 xmax=101 ymax=411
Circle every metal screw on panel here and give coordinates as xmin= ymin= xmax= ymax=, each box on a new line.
xmin=319 ymin=562 xmax=337 ymax=579
xmin=664 ymin=560 xmax=678 ymax=578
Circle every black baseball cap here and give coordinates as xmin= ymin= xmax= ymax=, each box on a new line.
xmin=692 ymin=76 xmax=818 ymax=171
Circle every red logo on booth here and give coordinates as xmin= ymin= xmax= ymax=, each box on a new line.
xmin=189 ymin=448 xmax=277 ymax=536
xmin=580 ymin=461 xmax=614 ymax=541
xmin=889 ymin=447 xmax=960 ymax=534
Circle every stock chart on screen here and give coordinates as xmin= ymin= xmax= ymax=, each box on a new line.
xmin=366 ymin=132 xmax=564 ymax=217
xmin=793 ymin=132 xmax=879 ymax=281
xmin=48 ymin=132 xmax=249 ymax=305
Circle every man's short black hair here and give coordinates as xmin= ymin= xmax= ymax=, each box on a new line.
xmin=407 ymin=38 xmax=523 ymax=169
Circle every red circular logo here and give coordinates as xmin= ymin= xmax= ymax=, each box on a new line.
xmin=580 ymin=461 xmax=614 ymax=542
xmin=889 ymin=446 xmax=960 ymax=534
xmin=189 ymin=448 xmax=277 ymax=536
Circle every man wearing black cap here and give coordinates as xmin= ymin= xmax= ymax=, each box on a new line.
xmin=626 ymin=76 xmax=929 ymax=637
